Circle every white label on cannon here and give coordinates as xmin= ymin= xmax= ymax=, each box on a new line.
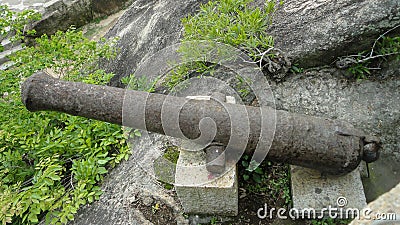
xmin=186 ymin=96 xmax=211 ymax=101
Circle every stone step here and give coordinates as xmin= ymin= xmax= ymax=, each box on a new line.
xmin=1 ymin=38 xmax=14 ymax=52
xmin=290 ymin=165 xmax=367 ymax=219
xmin=1 ymin=37 xmax=22 ymax=52
xmin=0 ymin=44 xmax=23 ymax=67
xmin=0 ymin=61 xmax=15 ymax=71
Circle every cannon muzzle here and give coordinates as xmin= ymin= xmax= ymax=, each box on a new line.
xmin=21 ymin=72 xmax=380 ymax=175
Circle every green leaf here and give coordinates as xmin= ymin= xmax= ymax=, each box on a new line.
xmin=88 ymin=196 xmax=94 ymax=203
xmin=48 ymin=173 xmax=61 ymax=181
xmin=67 ymin=213 xmax=74 ymax=220
xmin=254 ymin=167 xmax=264 ymax=174
xmin=28 ymin=213 xmax=39 ymax=223
xmin=43 ymin=178 xmax=54 ymax=186
xmin=97 ymin=167 xmax=108 ymax=174
xmin=97 ymin=159 xmax=108 ymax=165
xmin=31 ymin=193 xmax=41 ymax=199
xmin=252 ymin=173 xmax=262 ymax=183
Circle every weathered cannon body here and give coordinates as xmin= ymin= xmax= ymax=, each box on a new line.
xmin=21 ymin=72 xmax=380 ymax=175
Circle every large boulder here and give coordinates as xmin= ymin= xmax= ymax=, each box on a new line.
xmin=269 ymin=0 xmax=400 ymax=67
xmin=105 ymin=0 xmax=400 ymax=84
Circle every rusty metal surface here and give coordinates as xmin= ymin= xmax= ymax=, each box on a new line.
xmin=21 ymin=72 xmax=380 ymax=175
xmin=22 ymin=71 xmax=124 ymax=125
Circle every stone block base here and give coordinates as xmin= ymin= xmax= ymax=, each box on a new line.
xmin=175 ymin=150 xmax=238 ymax=216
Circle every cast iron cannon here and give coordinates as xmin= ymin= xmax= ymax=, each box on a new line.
xmin=21 ymin=72 xmax=380 ymax=175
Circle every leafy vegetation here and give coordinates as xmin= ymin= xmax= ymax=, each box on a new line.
xmin=0 ymin=5 xmax=41 ymax=51
xmin=209 ymin=216 xmax=218 ymax=225
xmin=0 ymin=6 xmax=131 ymax=225
xmin=121 ymin=74 xmax=159 ymax=92
xmin=164 ymin=0 xmax=283 ymax=90
xmin=337 ymin=25 xmax=400 ymax=79
xmin=290 ymin=63 xmax=304 ymax=74
xmin=240 ymin=155 xmax=292 ymax=206
xmin=235 ymin=75 xmax=252 ymax=98
xmin=182 ymin=0 xmax=280 ymax=60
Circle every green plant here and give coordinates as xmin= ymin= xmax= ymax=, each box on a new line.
xmin=0 ymin=8 xmax=132 ymax=224
xmin=162 ymin=182 xmax=174 ymax=190
xmin=337 ymin=25 xmax=400 ymax=79
xmin=164 ymin=0 xmax=283 ymax=90
xmin=0 ymin=5 xmax=41 ymax=51
xmin=182 ymin=0 xmax=280 ymax=60
xmin=165 ymin=61 xmax=217 ymax=92
xmin=151 ymin=202 xmax=160 ymax=214
xmin=240 ymin=155 xmax=292 ymax=206
xmin=235 ymin=75 xmax=252 ymax=98
xmin=121 ymin=74 xmax=159 ymax=92
xmin=9 ymin=26 xmax=118 ymax=81
xmin=347 ymin=59 xmax=371 ymax=79
xmin=290 ymin=63 xmax=304 ymax=74
xmin=156 ymin=144 xmax=180 ymax=190
xmin=92 ymin=15 xmax=108 ymax=24
xmin=209 ymin=216 xmax=218 ymax=225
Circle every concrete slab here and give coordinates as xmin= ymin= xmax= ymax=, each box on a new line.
xmin=1 ymin=0 xmax=48 ymax=12
xmin=290 ymin=165 xmax=367 ymax=219
xmin=0 ymin=44 xmax=23 ymax=65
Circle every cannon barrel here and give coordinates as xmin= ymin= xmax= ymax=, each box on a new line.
xmin=21 ymin=72 xmax=380 ymax=175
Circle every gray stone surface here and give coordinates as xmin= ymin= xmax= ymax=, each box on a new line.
xmin=1 ymin=0 xmax=48 ymax=13
xmin=33 ymin=0 xmax=134 ymax=36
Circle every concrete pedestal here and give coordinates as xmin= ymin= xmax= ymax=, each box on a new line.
xmin=175 ymin=150 xmax=238 ymax=215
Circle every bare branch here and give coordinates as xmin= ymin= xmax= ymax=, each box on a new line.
xmin=369 ymin=24 xmax=400 ymax=58
xmin=357 ymin=52 xmax=400 ymax=63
